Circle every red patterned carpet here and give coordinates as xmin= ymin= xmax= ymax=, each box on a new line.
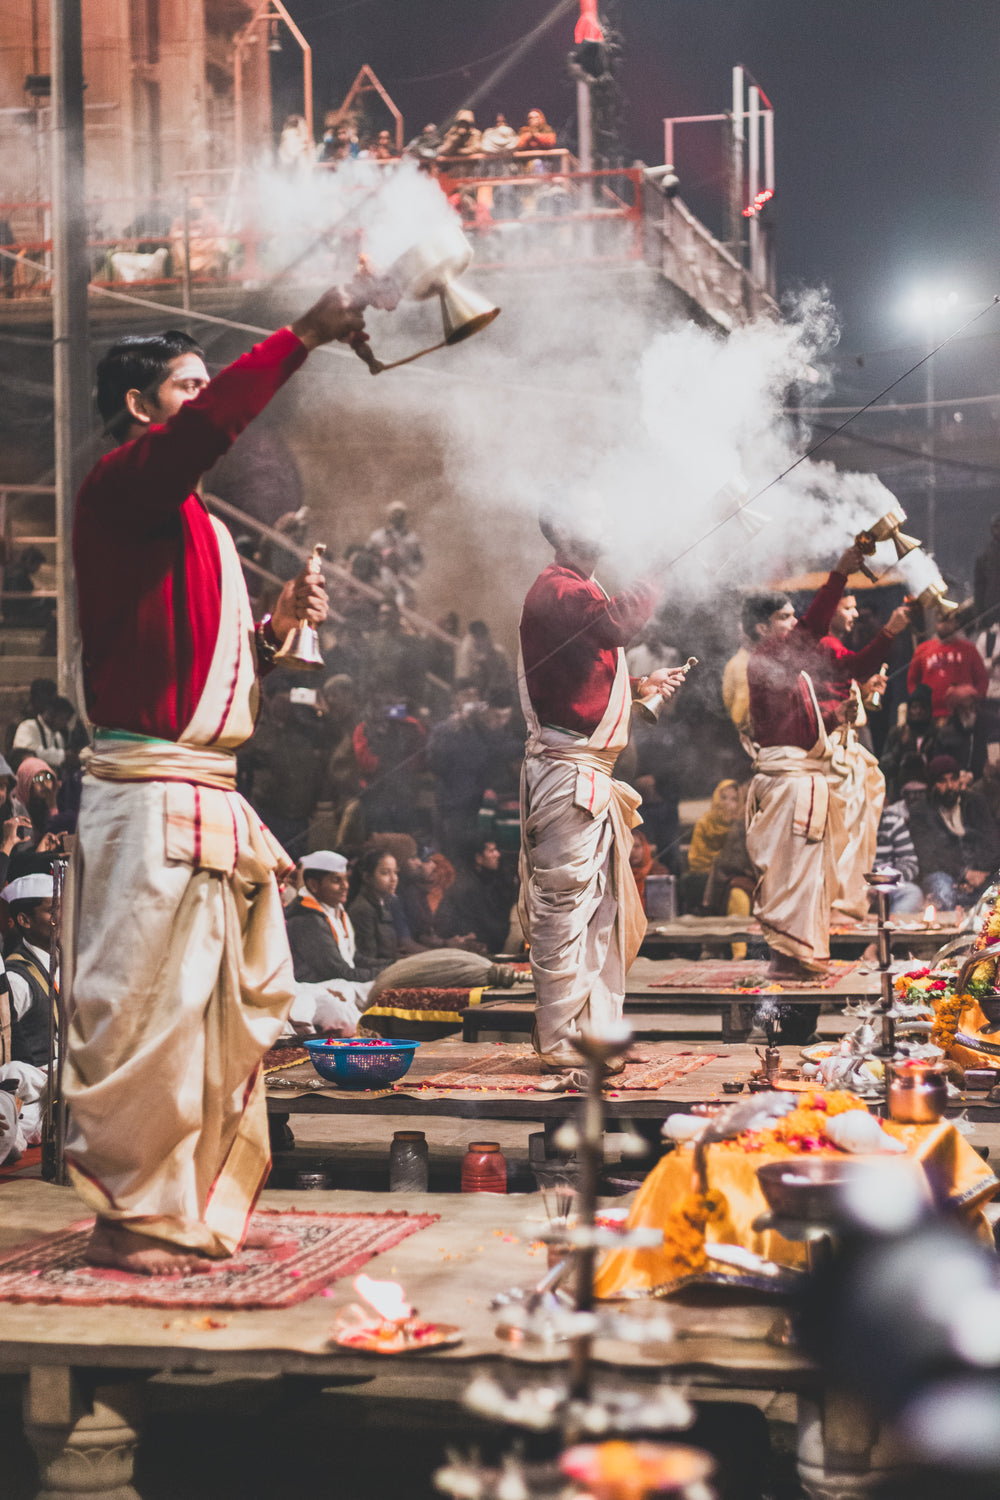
xmin=418 ymin=1045 xmax=718 ymax=1093
xmin=0 ymin=1208 xmax=438 ymax=1308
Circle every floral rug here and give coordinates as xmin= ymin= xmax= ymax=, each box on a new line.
xmin=0 ymin=1208 xmax=438 ymax=1308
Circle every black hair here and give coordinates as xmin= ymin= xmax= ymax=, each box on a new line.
xmin=346 ymin=845 xmax=395 ymax=906
xmin=741 ymin=591 xmax=791 ymax=639
xmin=49 ymin=696 xmax=74 ymax=719
xmin=29 ymin=678 xmax=57 ymax=708
xmin=96 ymin=330 xmax=204 ymax=439
xmin=9 ymin=897 xmax=45 ymax=927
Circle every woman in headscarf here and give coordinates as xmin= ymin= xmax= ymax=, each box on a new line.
xmin=680 ymin=779 xmax=741 ymax=913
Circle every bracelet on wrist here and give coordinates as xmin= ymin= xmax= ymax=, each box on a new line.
xmin=255 ymin=615 xmax=279 ymax=668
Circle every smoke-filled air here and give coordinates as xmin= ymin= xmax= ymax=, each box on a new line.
xmin=224 ymin=157 xmax=916 ymax=626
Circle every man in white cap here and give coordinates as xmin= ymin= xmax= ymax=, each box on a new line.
xmin=0 ymin=871 xmax=53 ymax=1155
xmin=3 ymin=871 xmax=53 ymax=1068
xmin=284 ymin=851 xmax=375 ymax=1032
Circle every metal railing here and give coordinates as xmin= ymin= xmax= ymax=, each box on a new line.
xmin=0 ymin=162 xmax=759 ymax=306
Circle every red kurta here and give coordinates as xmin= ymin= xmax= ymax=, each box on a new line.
xmin=74 ymin=328 xmax=308 ymax=739
xmin=519 ymin=560 xmax=655 ymax=736
xmin=748 ymin=571 xmax=894 ymax=750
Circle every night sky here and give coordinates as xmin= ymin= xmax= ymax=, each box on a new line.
xmin=273 ymin=0 xmax=999 ymax=381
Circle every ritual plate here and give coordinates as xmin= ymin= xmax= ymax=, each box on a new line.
xmin=331 ymin=1322 xmax=463 ymax=1354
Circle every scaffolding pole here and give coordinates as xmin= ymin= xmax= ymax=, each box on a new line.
xmin=51 ymin=0 xmax=89 ymax=700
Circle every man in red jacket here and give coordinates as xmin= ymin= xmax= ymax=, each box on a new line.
xmin=518 ymin=499 xmax=686 ymax=1067
xmin=65 ymin=285 xmax=375 ymax=1275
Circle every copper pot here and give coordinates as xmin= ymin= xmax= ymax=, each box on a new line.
xmin=887 ymin=1061 xmax=950 ymax=1124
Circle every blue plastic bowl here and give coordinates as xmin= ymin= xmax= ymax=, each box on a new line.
xmin=303 ymin=1037 xmax=420 ymax=1088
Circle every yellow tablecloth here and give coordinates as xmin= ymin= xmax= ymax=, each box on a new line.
xmin=594 ymin=1120 xmax=999 ymax=1298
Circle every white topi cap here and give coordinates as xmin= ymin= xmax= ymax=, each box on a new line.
xmin=300 ymin=851 xmax=348 ymax=875
xmin=1 ymin=873 xmax=53 ymax=904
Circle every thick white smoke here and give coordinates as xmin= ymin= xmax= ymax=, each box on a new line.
xmin=238 ymin=159 xmax=916 ymax=634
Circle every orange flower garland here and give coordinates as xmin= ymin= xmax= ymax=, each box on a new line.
xmin=660 ymin=1189 xmax=728 ymax=1278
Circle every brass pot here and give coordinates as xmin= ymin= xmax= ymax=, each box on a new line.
xmin=887 ymin=1061 xmax=950 ymax=1124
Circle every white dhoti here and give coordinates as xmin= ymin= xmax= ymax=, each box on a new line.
xmin=64 ymin=518 xmax=297 ymax=1256
xmin=746 ymin=743 xmax=836 ymax=970
xmin=828 ymin=722 xmax=885 ymax=921
xmin=518 ymin=651 xmax=645 ymax=1064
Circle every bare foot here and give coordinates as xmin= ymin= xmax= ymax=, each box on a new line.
xmin=85 ymin=1219 xmax=213 ymax=1277
xmin=241 ymin=1224 xmax=288 ymax=1251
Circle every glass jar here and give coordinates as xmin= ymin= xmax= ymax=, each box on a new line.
xmin=389 ymin=1130 xmax=429 ymax=1192
xmin=461 ymin=1140 xmax=507 ymax=1194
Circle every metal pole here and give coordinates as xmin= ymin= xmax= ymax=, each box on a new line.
xmin=181 ymin=185 xmax=192 ymax=310
xmin=728 ymin=65 xmax=744 ymax=264
xmin=925 ymin=323 xmax=936 ymax=556
xmin=577 ymin=75 xmax=594 ymax=257
xmin=51 ymin=0 xmax=89 ymax=702
xmin=748 ymin=85 xmax=760 ymax=286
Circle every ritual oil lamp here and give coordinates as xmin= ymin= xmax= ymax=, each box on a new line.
xmin=854 ymin=505 xmax=920 ymax=582
xmin=333 ymin=1273 xmax=461 ymax=1353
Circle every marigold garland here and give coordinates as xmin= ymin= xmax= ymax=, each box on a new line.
xmin=660 ymin=1189 xmax=728 ymax=1278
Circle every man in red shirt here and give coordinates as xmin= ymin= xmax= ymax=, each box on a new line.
xmin=745 ymin=547 xmax=910 ymax=981
xmin=518 ymin=499 xmax=686 ymax=1067
xmin=65 ymin=284 xmax=373 ymax=1275
xmin=907 ymin=611 xmax=988 ymax=718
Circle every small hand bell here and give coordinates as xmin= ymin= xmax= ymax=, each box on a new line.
xmin=633 ymin=657 xmax=698 ymax=724
xmin=274 ymin=544 xmax=326 ymax=671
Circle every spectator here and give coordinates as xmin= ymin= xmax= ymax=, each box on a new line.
xmin=395 ymin=844 xmax=443 ymax=948
xmin=347 ymin=847 xmax=400 ymax=969
xmin=435 ymin=836 xmax=512 ymax=953
xmin=923 ymin=683 xmax=1000 ymax=780
xmin=633 ymin=772 xmax=680 ymax=874
xmin=277 ymin=113 xmax=314 ymax=172
xmin=972 ymin=756 xmax=1000 ymax=823
xmin=285 ymin=850 xmax=380 ymax=985
xmin=5 ymin=870 xmax=54 ymax=1067
xmin=679 ymin=779 xmax=740 ymax=912
xmin=11 ymin=693 xmax=73 ymax=772
xmin=168 ymin=196 xmax=228 ymax=279
xmin=873 ymin=800 xmax=924 ymax=914
xmin=908 ymin=754 xmax=1000 ymax=909
xmin=368 ymin=501 xmax=424 ymax=589
xmin=352 ymin=699 xmax=426 ymax=835
xmin=973 ymin=618 xmax=1000 ymax=701
xmin=974 ymin=513 xmax=1000 ymax=629
xmin=2 ymin=546 xmax=52 ymax=626
xmin=364 ymin=129 xmax=398 ymax=161
xmin=454 ymin=619 xmax=513 ymax=699
xmin=480 ymin=112 xmax=518 ymax=160
xmin=516 ymin=108 xmax=557 ymax=154
xmin=880 ymin=684 xmax=936 ymax=800
xmin=317 ymin=674 xmax=361 ymax=810
xmin=907 ymin=610 xmax=988 ymax=717
xmin=367 ymin=603 xmax=424 ymax=701
xmin=438 ymin=110 xmax=483 ymax=158
xmin=702 ymin=813 xmax=757 ymax=956
xmin=238 ymin=686 xmax=325 ymax=859
xmin=426 ymin=684 xmax=500 ymax=857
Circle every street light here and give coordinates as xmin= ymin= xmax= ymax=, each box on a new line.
xmin=906 ymin=287 xmax=960 ymax=557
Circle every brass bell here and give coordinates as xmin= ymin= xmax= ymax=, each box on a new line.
xmin=274 ymin=543 xmax=326 ymax=671
xmin=633 ymin=657 xmax=698 ymax=724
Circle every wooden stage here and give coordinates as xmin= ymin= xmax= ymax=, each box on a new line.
xmin=267 ymin=1036 xmax=757 ymax=1126
xmin=468 ymin=954 xmax=881 ymax=1043
xmin=642 ymin=914 xmax=964 ymax=961
xmin=0 ymin=1181 xmax=827 ymax=1498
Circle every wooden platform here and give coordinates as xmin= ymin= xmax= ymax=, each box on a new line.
xmin=470 ymin=956 xmax=881 ymax=1043
xmin=642 ymin=915 xmax=963 ymax=961
xmin=267 ymin=1037 xmax=755 ymax=1124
